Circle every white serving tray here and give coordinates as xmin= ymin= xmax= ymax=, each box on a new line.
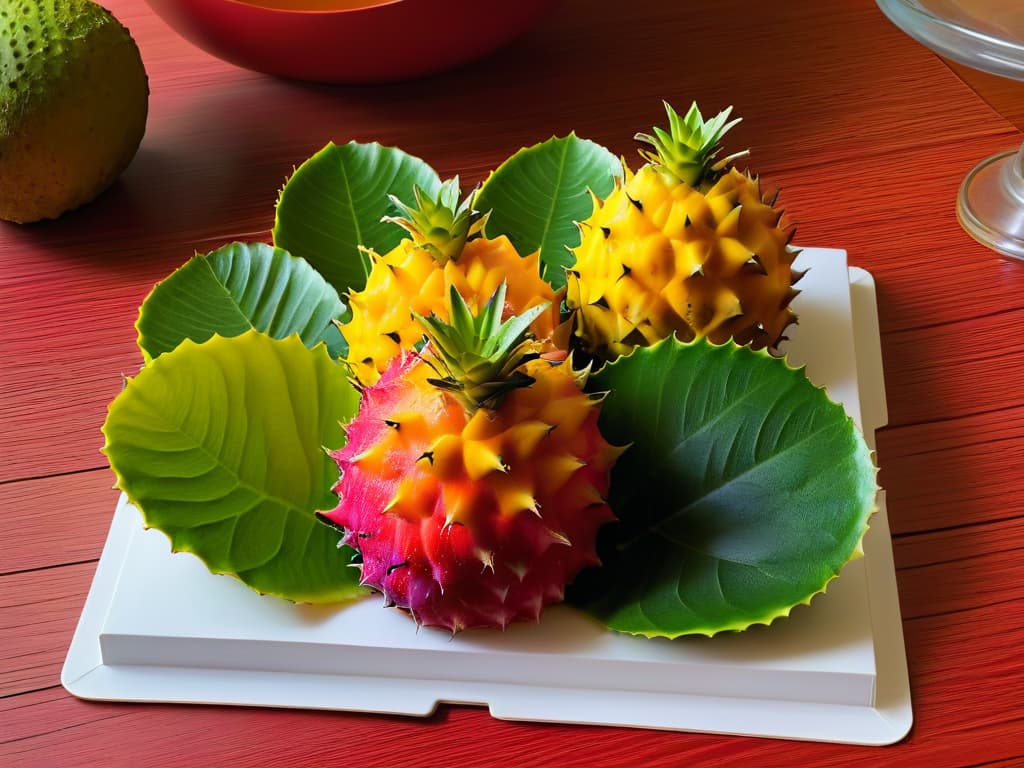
xmin=63 ymin=248 xmax=913 ymax=745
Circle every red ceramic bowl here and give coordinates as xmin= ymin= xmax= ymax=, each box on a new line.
xmin=143 ymin=0 xmax=555 ymax=83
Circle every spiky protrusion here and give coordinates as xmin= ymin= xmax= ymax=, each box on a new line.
xmin=566 ymin=102 xmax=801 ymax=362
xmin=324 ymin=290 xmax=621 ymax=632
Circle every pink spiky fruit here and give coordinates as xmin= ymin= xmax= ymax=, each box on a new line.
xmin=322 ymin=285 xmax=621 ymax=632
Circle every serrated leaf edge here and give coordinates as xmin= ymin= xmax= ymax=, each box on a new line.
xmin=101 ymin=331 xmax=369 ymax=605
xmin=590 ymin=333 xmax=880 ymax=639
xmin=477 ymin=133 xmax=624 ymax=286
xmin=133 ymin=241 xmax=346 ymax=364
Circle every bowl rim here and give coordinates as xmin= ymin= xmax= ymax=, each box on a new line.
xmin=221 ymin=0 xmax=404 ymax=15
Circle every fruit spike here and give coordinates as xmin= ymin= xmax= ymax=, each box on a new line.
xmin=635 ymin=101 xmax=750 ymax=188
xmin=324 ymin=287 xmax=622 ymax=632
xmin=382 ymin=177 xmax=486 ymax=264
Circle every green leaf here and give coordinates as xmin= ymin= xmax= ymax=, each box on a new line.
xmin=135 ymin=242 xmax=347 ymax=363
xmin=272 ymin=141 xmax=441 ymax=295
xmin=567 ymin=338 xmax=877 ymax=637
xmin=475 ymin=134 xmax=622 ymax=289
xmin=102 ymin=331 xmax=366 ymax=604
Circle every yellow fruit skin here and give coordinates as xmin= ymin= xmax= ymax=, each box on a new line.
xmin=566 ymin=165 xmax=799 ymax=360
xmin=344 ymin=235 xmax=564 ymax=385
xmin=0 ymin=0 xmax=149 ymax=223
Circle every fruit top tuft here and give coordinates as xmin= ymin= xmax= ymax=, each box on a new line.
xmin=635 ymin=101 xmax=749 ymax=188
xmin=414 ymin=283 xmax=549 ymax=412
xmin=383 ymin=177 xmax=486 ymax=265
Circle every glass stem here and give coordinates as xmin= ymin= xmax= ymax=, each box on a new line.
xmin=1003 ymin=143 xmax=1024 ymax=207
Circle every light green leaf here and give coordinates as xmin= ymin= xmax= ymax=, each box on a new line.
xmin=476 ymin=134 xmax=622 ymax=289
xmin=568 ymin=337 xmax=877 ymax=637
xmin=102 ymin=331 xmax=366 ymax=604
xmin=272 ymin=141 xmax=441 ymax=295
xmin=135 ymin=242 xmax=347 ymax=363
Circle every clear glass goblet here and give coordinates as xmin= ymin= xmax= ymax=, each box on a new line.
xmin=877 ymin=0 xmax=1024 ymax=261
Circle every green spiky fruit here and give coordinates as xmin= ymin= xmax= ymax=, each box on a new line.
xmin=0 ymin=0 xmax=148 ymax=223
xmin=565 ymin=102 xmax=800 ymax=361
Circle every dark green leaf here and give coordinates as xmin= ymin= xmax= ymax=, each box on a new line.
xmin=136 ymin=241 xmax=347 ymax=362
xmin=568 ymin=337 xmax=877 ymax=637
xmin=476 ymin=134 xmax=622 ymax=289
xmin=272 ymin=141 xmax=441 ymax=295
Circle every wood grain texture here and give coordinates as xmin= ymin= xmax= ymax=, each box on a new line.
xmin=0 ymin=564 xmax=96 ymax=698
xmin=880 ymin=405 xmax=1024 ymax=534
xmin=3 ymin=0 xmax=1024 ymax=765
xmin=2 ymin=471 xmax=116 ymax=574
xmin=945 ymin=60 xmax=1024 ymax=133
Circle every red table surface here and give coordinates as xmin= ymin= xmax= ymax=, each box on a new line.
xmin=3 ymin=1 xmax=1024 ymax=766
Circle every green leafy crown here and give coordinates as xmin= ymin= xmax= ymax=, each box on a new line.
xmin=413 ymin=283 xmax=549 ymax=411
xmin=635 ymin=101 xmax=750 ymax=187
xmin=383 ymin=177 xmax=486 ymax=264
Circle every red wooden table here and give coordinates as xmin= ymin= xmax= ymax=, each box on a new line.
xmin=3 ymin=1 xmax=1024 ymax=765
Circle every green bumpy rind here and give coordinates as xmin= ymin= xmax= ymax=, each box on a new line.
xmin=102 ymin=331 xmax=366 ymax=604
xmin=1 ymin=0 xmax=110 ymax=133
xmin=135 ymin=241 xmax=347 ymax=363
xmin=567 ymin=336 xmax=878 ymax=638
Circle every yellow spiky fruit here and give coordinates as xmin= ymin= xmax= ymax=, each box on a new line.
xmin=342 ymin=178 xmax=563 ymax=385
xmin=566 ymin=102 xmax=801 ymax=361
